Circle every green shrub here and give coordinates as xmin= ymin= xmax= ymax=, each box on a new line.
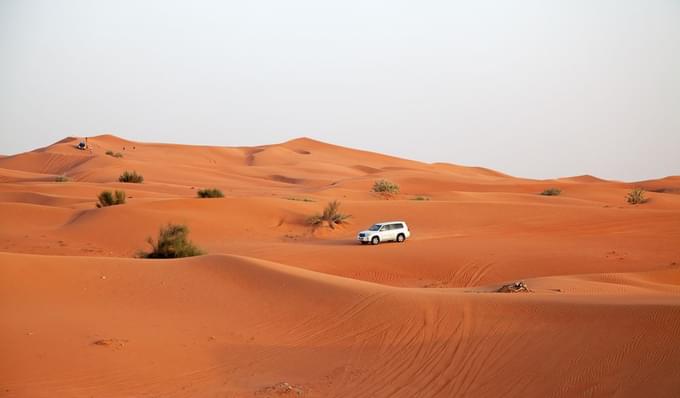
xmin=412 ymin=195 xmax=430 ymax=201
xmin=307 ymin=200 xmax=351 ymax=229
xmin=96 ymin=190 xmax=126 ymax=207
xmin=197 ymin=188 xmax=224 ymax=198
xmin=626 ymin=188 xmax=647 ymax=204
xmin=105 ymin=150 xmax=114 ymax=156
xmin=55 ymin=175 xmax=69 ymax=182
xmin=141 ymin=223 xmax=203 ymax=258
xmin=540 ymin=188 xmax=562 ymax=196
xmin=372 ymin=179 xmax=400 ymax=196
xmin=119 ymin=170 xmax=143 ymax=183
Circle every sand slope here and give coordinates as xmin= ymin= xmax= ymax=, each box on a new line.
xmin=1 ymin=135 xmax=679 ymax=397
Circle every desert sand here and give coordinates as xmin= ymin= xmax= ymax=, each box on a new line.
xmin=1 ymin=134 xmax=679 ymax=397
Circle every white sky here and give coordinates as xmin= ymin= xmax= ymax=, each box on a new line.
xmin=1 ymin=0 xmax=679 ymax=181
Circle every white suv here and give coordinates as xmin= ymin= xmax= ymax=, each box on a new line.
xmin=357 ymin=221 xmax=410 ymax=245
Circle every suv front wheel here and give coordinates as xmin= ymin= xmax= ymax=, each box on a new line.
xmin=371 ymin=236 xmax=380 ymax=245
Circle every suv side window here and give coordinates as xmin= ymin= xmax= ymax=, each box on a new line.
xmin=393 ymin=223 xmax=403 ymax=229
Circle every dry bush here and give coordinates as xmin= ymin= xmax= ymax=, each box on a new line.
xmin=540 ymin=188 xmax=562 ymax=196
xmin=372 ymin=179 xmax=400 ymax=196
xmin=626 ymin=188 xmax=647 ymax=204
xmin=286 ymin=197 xmax=314 ymax=202
xmin=307 ymin=200 xmax=350 ymax=229
xmin=141 ymin=223 xmax=203 ymax=258
xmin=96 ymin=190 xmax=126 ymax=207
xmin=119 ymin=170 xmax=143 ymax=183
xmin=197 ymin=188 xmax=224 ymax=198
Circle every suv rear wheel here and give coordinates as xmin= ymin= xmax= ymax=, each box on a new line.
xmin=396 ymin=233 xmax=405 ymax=243
xmin=371 ymin=236 xmax=380 ymax=245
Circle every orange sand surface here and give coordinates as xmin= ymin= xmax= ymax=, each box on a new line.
xmin=1 ymin=135 xmax=679 ymax=397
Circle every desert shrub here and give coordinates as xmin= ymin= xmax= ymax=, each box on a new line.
xmin=306 ymin=214 xmax=323 ymax=226
xmin=307 ymin=200 xmax=350 ymax=229
xmin=540 ymin=188 xmax=562 ymax=196
xmin=105 ymin=150 xmax=123 ymax=158
xmin=96 ymin=190 xmax=126 ymax=207
xmin=497 ymin=281 xmax=531 ymax=293
xmin=412 ymin=195 xmax=430 ymax=201
xmin=372 ymin=179 xmax=400 ymax=196
xmin=119 ymin=170 xmax=143 ymax=183
xmin=286 ymin=197 xmax=314 ymax=202
xmin=197 ymin=188 xmax=224 ymax=198
xmin=141 ymin=223 xmax=203 ymax=258
xmin=55 ymin=175 xmax=69 ymax=182
xmin=114 ymin=190 xmax=126 ymax=204
xmin=626 ymin=188 xmax=647 ymax=204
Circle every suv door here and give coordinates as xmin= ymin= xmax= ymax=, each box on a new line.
xmin=384 ymin=224 xmax=398 ymax=241
xmin=378 ymin=224 xmax=391 ymax=242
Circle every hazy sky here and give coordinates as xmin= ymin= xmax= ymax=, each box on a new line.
xmin=1 ymin=0 xmax=679 ymax=181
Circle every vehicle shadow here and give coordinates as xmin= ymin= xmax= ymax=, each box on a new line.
xmin=312 ymin=239 xmax=405 ymax=246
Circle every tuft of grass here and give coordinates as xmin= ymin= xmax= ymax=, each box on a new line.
xmin=412 ymin=195 xmax=430 ymax=201
xmin=119 ymin=170 xmax=143 ymax=183
xmin=96 ymin=190 xmax=126 ymax=207
xmin=55 ymin=175 xmax=69 ymax=182
xmin=307 ymin=200 xmax=351 ymax=229
xmin=540 ymin=188 xmax=562 ymax=196
xmin=372 ymin=179 xmax=400 ymax=196
xmin=197 ymin=188 xmax=224 ymax=198
xmin=141 ymin=223 xmax=203 ymax=258
xmin=626 ymin=188 xmax=647 ymax=204
xmin=286 ymin=197 xmax=315 ymax=202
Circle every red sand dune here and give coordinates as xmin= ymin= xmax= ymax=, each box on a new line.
xmin=1 ymin=135 xmax=679 ymax=397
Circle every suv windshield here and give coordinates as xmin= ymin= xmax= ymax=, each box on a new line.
xmin=368 ymin=224 xmax=382 ymax=231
